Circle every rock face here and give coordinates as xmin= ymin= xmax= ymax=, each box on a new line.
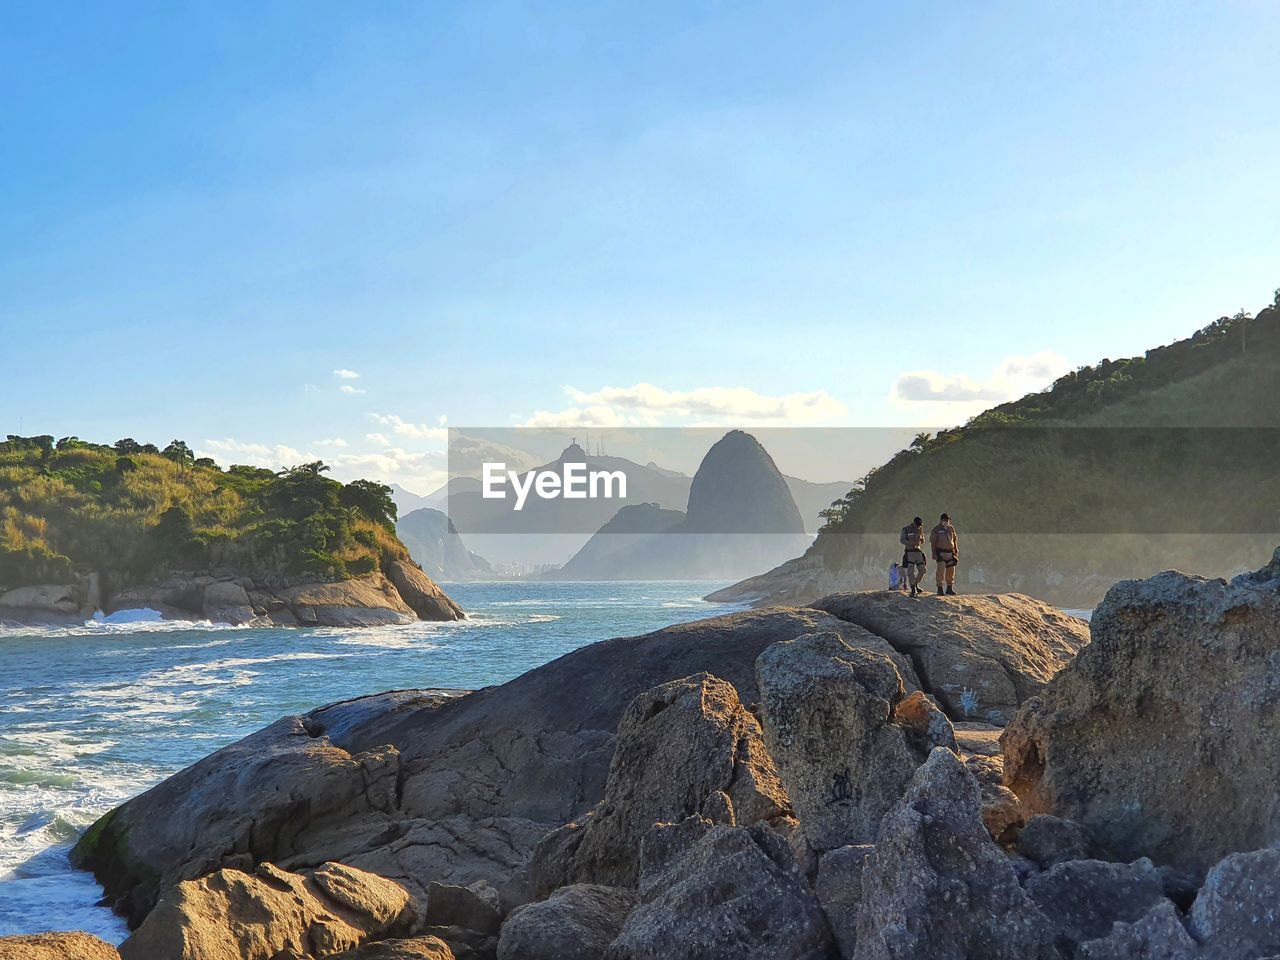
xmin=855 ymin=748 xmax=1060 ymax=960
xmin=320 ymin=938 xmax=456 ymax=960
xmin=104 ymin=567 xmax=463 ymax=627
xmin=1002 ymin=551 xmax=1280 ymax=875
xmin=76 ymin=608 xmax=883 ymax=925
xmin=1189 ymin=847 xmax=1280 ymax=960
xmin=0 ymin=583 xmax=86 ymax=624
xmin=119 ymin=862 xmax=416 ymax=960
xmin=385 ymin=560 xmax=465 ymax=621
xmin=498 ymin=884 xmax=636 ymax=960
xmin=755 ymin=630 xmax=944 ymax=852
xmin=682 ymin=430 xmax=805 ymax=535
xmin=0 ymin=932 xmax=122 ymax=960
xmin=604 ymin=817 xmax=834 ymax=960
xmin=1017 ymin=815 xmax=1094 ymax=868
xmin=531 ymin=673 xmax=792 ymax=892
xmin=813 ymin=591 xmax=1088 ymax=724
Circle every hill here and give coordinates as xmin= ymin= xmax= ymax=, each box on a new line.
xmin=711 ymin=294 xmax=1280 ymax=607
xmin=0 ymin=437 xmax=462 ymax=624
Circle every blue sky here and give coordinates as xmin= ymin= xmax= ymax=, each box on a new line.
xmin=2 ymin=1 xmax=1278 ymax=492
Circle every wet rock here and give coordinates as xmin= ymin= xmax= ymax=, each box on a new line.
xmin=1017 ymin=815 xmax=1093 ymax=868
xmin=498 ymin=884 xmax=636 ymax=960
xmin=0 ymin=932 xmax=122 ymax=960
xmin=814 ymin=844 xmax=873 ymax=958
xmin=1024 ymin=858 xmax=1169 ymax=949
xmin=1003 ymin=552 xmax=1280 ymax=874
xmin=1077 ymin=901 xmax=1201 ymax=960
xmin=118 ymin=861 xmax=416 ymax=960
xmin=1188 ymin=846 xmax=1280 ymax=959
xmin=813 ymin=591 xmax=1089 ymax=723
xmin=604 ymin=818 xmax=834 ymax=960
xmin=756 ymin=631 xmax=930 ymax=852
xmin=531 ymin=673 xmax=792 ymax=892
xmin=855 ymin=748 xmax=1060 ymax=960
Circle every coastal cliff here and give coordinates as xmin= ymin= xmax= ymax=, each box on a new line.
xmin=23 ymin=545 xmax=1280 ymax=959
xmin=0 ymin=437 xmax=463 ymax=625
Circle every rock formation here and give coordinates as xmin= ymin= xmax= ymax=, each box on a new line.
xmin=855 ymin=749 xmax=1061 ymax=960
xmin=1002 ymin=549 xmax=1280 ymax=874
xmin=813 ymin=591 xmax=1088 ymax=724
xmin=0 ymin=932 xmax=123 ymax=959
xmin=119 ymin=862 xmax=416 ymax=960
xmin=498 ymin=884 xmax=636 ymax=960
xmin=531 ymin=673 xmax=792 ymax=892
xmin=395 ymin=507 xmax=493 ymax=582
xmin=755 ymin=630 xmax=948 ymax=852
xmin=604 ymin=817 xmax=834 ymax=960
xmin=73 ymin=608 xmax=886 ymax=924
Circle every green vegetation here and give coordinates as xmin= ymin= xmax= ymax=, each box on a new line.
xmin=0 ymin=438 xmax=406 ymax=588
xmin=813 ymin=298 xmax=1280 ymax=583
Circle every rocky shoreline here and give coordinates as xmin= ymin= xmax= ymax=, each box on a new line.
xmin=0 ymin=560 xmax=463 ymax=628
xmin=8 ymin=547 xmax=1280 ymax=959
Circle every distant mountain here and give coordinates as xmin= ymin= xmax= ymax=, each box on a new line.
xmin=785 ymin=476 xmax=854 ymax=533
xmin=389 ymin=483 xmax=434 ymax=517
xmin=551 ymin=431 xmax=812 ymax=581
xmin=396 ymin=507 xmax=493 ymax=581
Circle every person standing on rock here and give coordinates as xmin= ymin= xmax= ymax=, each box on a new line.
xmin=931 ymin=513 xmax=959 ymax=595
xmin=899 ymin=516 xmax=928 ymax=597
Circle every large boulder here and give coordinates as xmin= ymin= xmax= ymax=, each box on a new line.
xmin=603 ymin=817 xmax=834 ymax=960
xmin=531 ymin=673 xmax=792 ymax=892
xmin=855 ymin=748 xmax=1061 ymax=960
xmin=1188 ymin=846 xmax=1280 ymax=960
xmin=812 ymin=591 xmax=1089 ymax=724
xmin=0 ymin=932 xmax=122 ymax=959
xmin=78 ymin=608 xmax=888 ymax=925
xmin=498 ymin=884 xmax=636 ymax=960
xmin=386 ymin=560 xmax=464 ymax=621
xmin=1024 ymin=859 xmax=1169 ymax=951
xmin=1002 ymin=551 xmax=1280 ymax=875
xmin=277 ymin=575 xmax=418 ymax=627
xmin=755 ymin=631 xmax=947 ymax=853
xmin=119 ymin=861 xmax=416 ymax=960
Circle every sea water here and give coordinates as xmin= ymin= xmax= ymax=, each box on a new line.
xmin=0 ymin=580 xmax=740 ymax=941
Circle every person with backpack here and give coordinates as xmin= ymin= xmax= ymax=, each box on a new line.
xmin=899 ymin=516 xmax=928 ymax=597
xmin=931 ymin=513 xmax=959 ymax=595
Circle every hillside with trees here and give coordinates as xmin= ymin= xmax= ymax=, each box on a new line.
xmin=0 ymin=437 xmax=407 ymax=590
xmin=713 ymin=291 xmax=1280 ymax=607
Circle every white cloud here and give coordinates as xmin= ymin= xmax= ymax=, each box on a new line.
xmin=314 ymin=437 xmax=348 ymax=448
xmin=333 ymin=369 xmax=361 ymax=380
xmin=339 ymin=384 xmax=365 ymax=395
xmin=520 ymin=383 xmax=847 ymax=428
xmin=368 ymin=412 xmax=448 ymax=442
xmin=366 ymin=432 xmax=391 ymax=445
xmin=889 ymin=350 xmax=1071 ymax=425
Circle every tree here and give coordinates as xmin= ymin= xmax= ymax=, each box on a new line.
xmin=162 ymin=440 xmax=195 ymax=473
xmin=114 ymin=438 xmax=144 ymax=455
xmin=910 ymin=432 xmax=933 ymax=452
xmin=340 ymin=479 xmax=398 ymax=529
